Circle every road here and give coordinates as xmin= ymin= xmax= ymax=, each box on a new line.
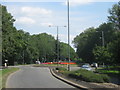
xmin=6 ymin=65 xmax=76 ymax=88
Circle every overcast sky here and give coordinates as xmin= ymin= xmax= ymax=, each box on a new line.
xmin=1 ymin=0 xmax=118 ymax=49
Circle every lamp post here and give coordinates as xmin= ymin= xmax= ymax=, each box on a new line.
xmin=67 ymin=0 xmax=70 ymax=71
xmin=96 ymin=31 xmax=105 ymax=47
xmin=101 ymin=31 xmax=105 ymax=47
xmin=49 ymin=25 xmax=66 ymax=67
xmin=96 ymin=30 xmax=105 ymax=67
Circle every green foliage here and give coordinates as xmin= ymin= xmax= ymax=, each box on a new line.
xmin=1 ymin=5 xmax=77 ymax=65
xmin=1 ymin=67 xmax=19 ymax=88
xmin=73 ymin=27 xmax=96 ymax=63
xmin=56 ymin=67 xmax=67 ymax=71
xmin=57 ymin=67 xmax=110 ymax=83
xmin=60 ymin=42 xmax=77 ymax=61
xmin=74 ymin=58 xmax=83 ymax=64
xmin=93 ymin=46 xmax=112 ymax=64
xmin=73 ymin=2 xmax=120 ymax=65
xmin=96 ymin=66 xmax=120 ymax=77
xmin=107 ymin=35 xmax=120 ymax=65
xmin=108 ymin=1 xmax=120 ymax=30
xmin=68 ymin=69 xmax=110 ymax=83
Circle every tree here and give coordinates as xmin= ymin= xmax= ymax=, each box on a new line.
xmin=59 ymin=42 xmax=77 ymax=61
xmin=93 ymin=46 xmax=113 ymax=65
xmin=107 ymin=1 xmax=120 ymax=65
xmin=107 ymin=35 xmax=120 ymax=65
xmin=0 ymin=4 xmax=81 ymax=65
xmin=73 ymin=27 xmax=97 ymax=63
xmin=108 ymin=1 xmax=120 ymax=31
xmin=2 ymin=5 xmax=17 ymax=65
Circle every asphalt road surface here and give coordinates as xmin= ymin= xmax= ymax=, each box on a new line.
xmin=6 ymin=65 xmax=76 ymax=88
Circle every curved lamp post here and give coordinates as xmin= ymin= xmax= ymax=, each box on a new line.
xmin=49 ymin=25 xmax=66 ymax=67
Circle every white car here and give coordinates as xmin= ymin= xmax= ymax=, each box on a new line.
xmin=81 ymin=65 xmax=92 ymax=71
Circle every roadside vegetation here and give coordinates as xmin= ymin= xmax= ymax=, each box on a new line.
xmin=0 ymin=1 xmax=119 ymax=86
xmin=1 ymin=4 xmax=77 ymax=65
xmin=56 ymin=67 xmax=110 ymax=83
xmin=73 ymin=2 xmax=120 ymax=66
xmin=0 ymin=70 xmax=2 ymax=89
xmin=33 ymin=64 xmax=78 ymax=67
xmin=95 ymin=66 xmax=120 ymax=77
xmin=0 ymin=67 xmax=19 ymax=89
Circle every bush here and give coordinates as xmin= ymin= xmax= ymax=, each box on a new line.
xmin=56 ymin=67 xmax=67 ymax=71
xmin=68 ymin=69 xmax=110 ymax=83
xmin=100 ymin=74 xmax=110 ymax=82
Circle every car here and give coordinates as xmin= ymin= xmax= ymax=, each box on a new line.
xmin=81 ymin=64 xmax=92 ymax=71
xmin=91 ymin=63 xmax=98 ymax=67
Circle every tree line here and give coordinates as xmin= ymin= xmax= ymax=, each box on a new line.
xmin=1 ymin=5 xmax=77 ymax=65
xmin=1 ymin=2 xmax=120 ymax=66
xmin=72 ymin=2 xmax=120 ymax=65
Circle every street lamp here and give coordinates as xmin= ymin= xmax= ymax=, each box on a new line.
xmin=49 ymin=25 xmax=66 ymax=67
xmin=101 ymin=31 xmax=105 ymax=47
xmin=67 ymin=0 xmax=70 ymax=71
xmin=96 ymin=31 xmax=105 ymax=47
xmin=96 ymin=30 xmax=105 ymax=67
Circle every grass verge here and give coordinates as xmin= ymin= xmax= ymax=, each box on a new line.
xmin=0 ymin=67 xmax=19 ymax=89
xmin=96 ymin=66 xmax=120 ymax=77
xmin=33 ymin=64 xmax=78 ymax=67
xmin=56 ymin=67 xmax=110 ymax=83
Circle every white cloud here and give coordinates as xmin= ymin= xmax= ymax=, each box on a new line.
xmin=16 ymin=17 xmax=35 ymax=24
xmin=8 ymin=6 xmax=53 ymax=25
xmin=40 ymin=22 xmax=53 ymax=26
xmin=63 ymin=0 xmax=94 ymax=6
xmin=59 ymin=34 xmax=75 ymax=43
xmin=3 ymin=0 xmax=119 ymax=2
xmin=70 ymin=0 xmax=93 ymax=6
xmin=21 ymin=7 xmax=52 ymax=17
xmin=63 ymin=0 xmax=119 ymax=6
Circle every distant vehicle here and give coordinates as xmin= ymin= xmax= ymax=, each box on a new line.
xmin=36 ymin=61 xmax=41 ymax=64
xmin=91 ymin=63 xmax=98 ymax=67
xmin=81 ymin=64 xmax=92 ymax=71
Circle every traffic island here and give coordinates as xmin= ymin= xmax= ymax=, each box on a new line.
xmin=49 ymin=67 xmax=119 ymax=90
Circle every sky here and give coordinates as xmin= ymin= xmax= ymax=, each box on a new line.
xmin=1 ymin=0 xmax=119 ymax=49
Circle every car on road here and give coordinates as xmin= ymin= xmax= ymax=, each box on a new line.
xmin=81 ymin=64 xmax=92 ymax=71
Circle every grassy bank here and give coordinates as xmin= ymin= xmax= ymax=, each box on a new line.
xmin=0 ymin=67 xmax=19 ymax=89
xmin=56 ymin=67 xmax=110 ymax=83
xmin=96 ymin=66 xmax=120 ymax=77
xmin=33 ymin=64 xmax=78 ymax=67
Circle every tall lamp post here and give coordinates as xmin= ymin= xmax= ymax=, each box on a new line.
xmin=101 ymin=31 xmax=105 ymax=47
xmin=67 ymin=0 xmax=70 ymax=71
xmin=96 ymin=30 xmax=105 ymax=67
xmin=49 ymin=25 xmax=66 ymax=67
xmin=101 ymin=31 xmax=105 ymax=67
xmin=96 ymin=31 xmax=105 ymax=47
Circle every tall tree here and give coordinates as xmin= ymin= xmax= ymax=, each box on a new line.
xmin=108 ymin=1 xmax=120 ymax=31
xmin=2 ymin=5 xmax=17 ymax=65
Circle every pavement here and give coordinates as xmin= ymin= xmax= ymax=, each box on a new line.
xmin=6 ymin=65 xmax=77 ymax=88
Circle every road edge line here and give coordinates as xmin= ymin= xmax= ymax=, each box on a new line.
xmin=5 ymin=68 xmax=21 ymax=88
xmin=49 ymin=68 xmax=89 ymax=90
